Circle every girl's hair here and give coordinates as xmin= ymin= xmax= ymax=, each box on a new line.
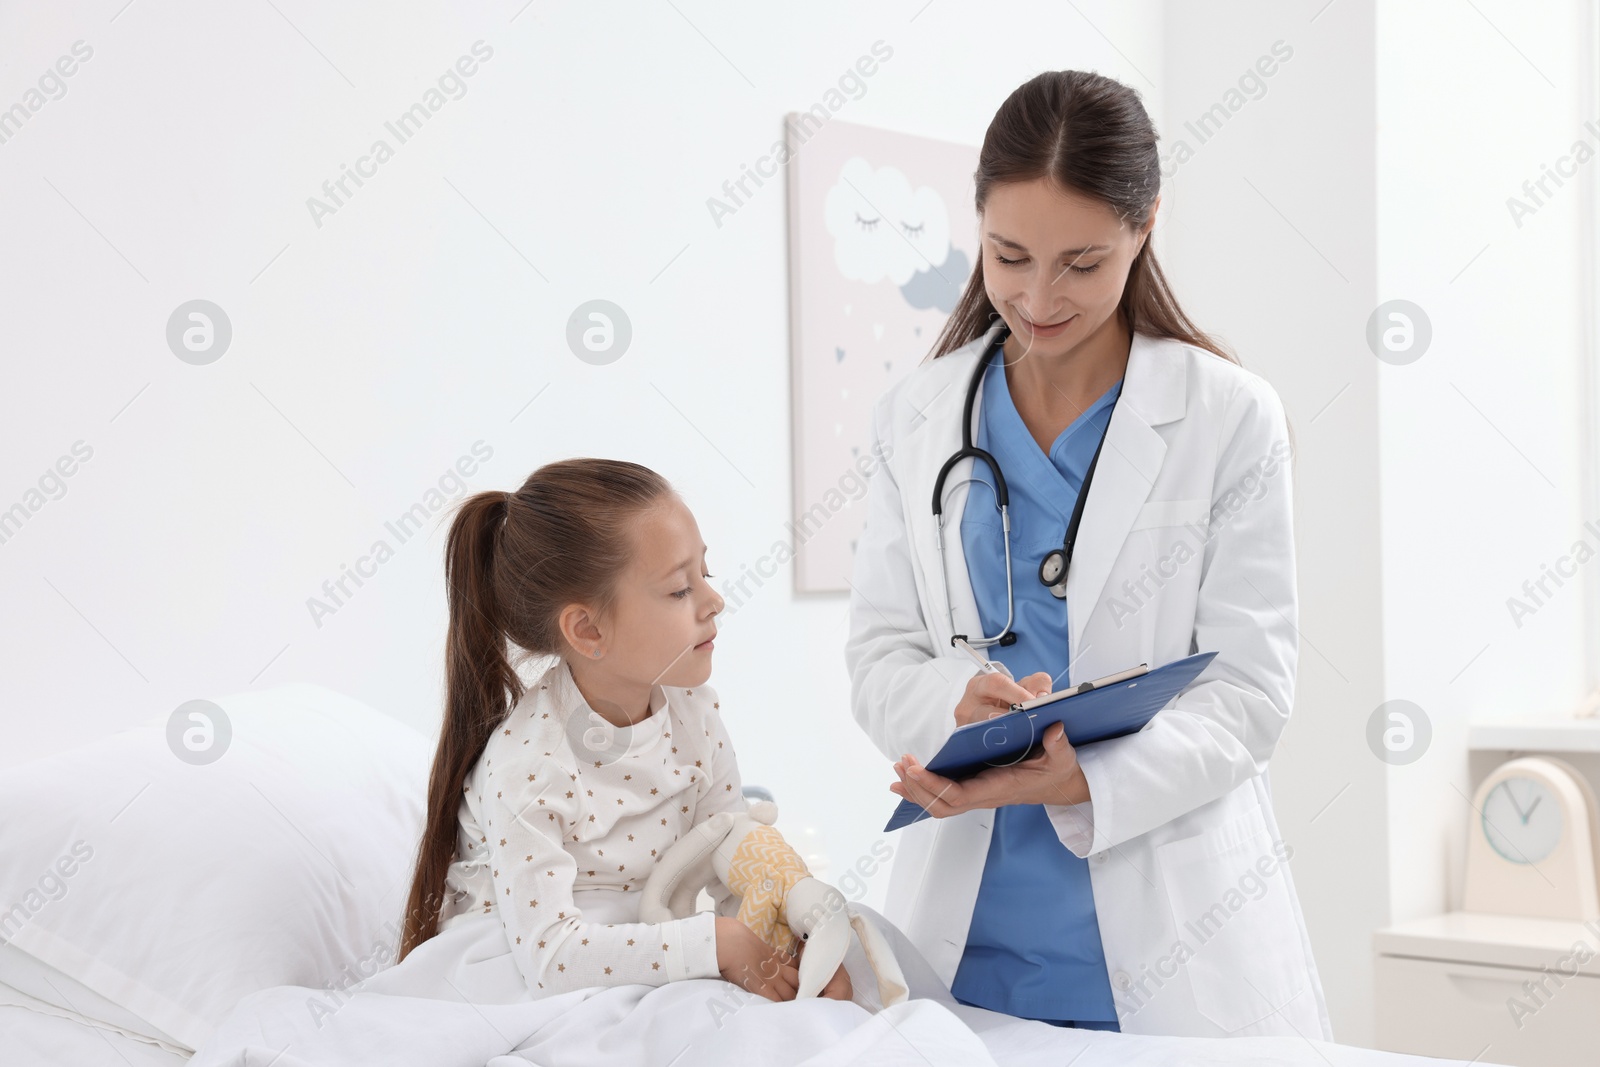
xmin=929 ymin=69 xmax=1238 ymax=367
xmin=397 ymin=458 xmax=675 ymax=962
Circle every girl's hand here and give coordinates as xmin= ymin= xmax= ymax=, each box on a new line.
xmin=889 ymin=720 xmax=1090 ymax=816
xmin=715 ymin=917 xmax=798 ymax=1002
xmin=952 ymin=670 xmax=1052 ymax=727
xmin=793 ymin=936 xmax=853 ymax=1001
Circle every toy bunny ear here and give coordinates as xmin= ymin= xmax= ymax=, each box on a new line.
xmin=792 ymin=901 xmax=851 ymax=1000
xmin=848 ymin=907 xmax=909 ymax=1007
xmin=638 ymin=811 xmax=738 ymax=922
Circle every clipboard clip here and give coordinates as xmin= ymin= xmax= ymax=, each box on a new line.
xmin=1009 ymin=663 xmax=1151 ymax=714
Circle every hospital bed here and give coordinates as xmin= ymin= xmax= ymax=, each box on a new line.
xmin=0 ymin=683 xmax=1503 ymax=1067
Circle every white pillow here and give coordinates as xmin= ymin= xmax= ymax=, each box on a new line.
xmin=0 ymin=682 xmax=431 ymax=1051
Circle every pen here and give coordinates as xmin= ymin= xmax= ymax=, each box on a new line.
xmin=951 ymin=636 xmax=1014 ymax=680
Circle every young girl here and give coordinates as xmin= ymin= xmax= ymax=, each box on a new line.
xmin=397 ymin=457 xmax=848 ymax=1003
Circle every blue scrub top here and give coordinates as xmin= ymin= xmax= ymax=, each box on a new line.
xmin=949 ymin=345 xmax=1122 ymax=1030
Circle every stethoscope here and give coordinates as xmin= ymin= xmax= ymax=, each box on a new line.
xmin=930 ymin=326 xmax=1119 ymax=649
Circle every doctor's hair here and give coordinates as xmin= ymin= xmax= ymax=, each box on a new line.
xmin=397 ymin=457 xmax=675 ymax=963
xmin=929 ymin=69 xmax=1237 ymax=367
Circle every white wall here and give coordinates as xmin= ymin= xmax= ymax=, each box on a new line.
xmin=1375 ymin=0 xmax=1592 ymax=923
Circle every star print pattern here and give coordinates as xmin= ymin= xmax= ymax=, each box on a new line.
xmin=434 ymin=657 xmax=747 ymax=996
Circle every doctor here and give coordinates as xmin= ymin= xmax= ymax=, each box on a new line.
xmin=845 ymin=70 xmax=1330 ymax=1039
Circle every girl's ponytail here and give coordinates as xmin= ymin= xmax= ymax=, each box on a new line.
xmin=400 ymin=489 xmax=520 ymax=960
xmin=398 ymin=459 xmax=674 ymax=961
xmin=443 ymin=490 xmax=522 ymax=739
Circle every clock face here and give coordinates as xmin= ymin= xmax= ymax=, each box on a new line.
xmin=1481 ymin=776 xmax=1563 ymax=865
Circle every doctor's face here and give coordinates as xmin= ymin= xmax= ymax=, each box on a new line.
xmin=597 ymin=494 xmax=724 ymax=689
xmin=980 ymin=177 xmax=1156 ymax=358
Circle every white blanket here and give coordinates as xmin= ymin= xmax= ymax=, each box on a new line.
xmin=189 ymin=904 xmax=1488 ymax=1067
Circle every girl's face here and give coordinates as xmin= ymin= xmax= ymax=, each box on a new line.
xmin=587 ymin=494 xmax=723 ymax=689
xmin=979 ymin=177 xmax=1156 ymax=357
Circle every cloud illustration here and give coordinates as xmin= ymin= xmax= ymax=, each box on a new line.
xmin=900 ymin=246 xmax=969 ymax=313
xmin=824 ymin=156 xmax=952 ymax=287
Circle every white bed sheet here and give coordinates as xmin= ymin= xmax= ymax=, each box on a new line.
xmin=184 ymin=902 xmax=1502 ymax=1067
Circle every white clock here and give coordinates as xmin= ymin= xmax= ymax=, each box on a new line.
xmin=1481 ymin=773 xmax=1564 ymax=864
xmin=1463 ymin=756 xmax=1600 ymax=921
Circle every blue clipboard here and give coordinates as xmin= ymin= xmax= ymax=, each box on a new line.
xmin=883 ymin=650 xmax=1218 ymax=832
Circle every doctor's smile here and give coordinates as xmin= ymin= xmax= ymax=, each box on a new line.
xmin=1015 ymin=311 xmax=1077 ymax=338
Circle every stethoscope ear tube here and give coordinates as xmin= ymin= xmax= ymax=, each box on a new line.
xmin=1043 ymin=407 xmax=1115 ymax=599
xmin=931 ymin=446 xmax=1008 ymax=517
xmin=931 ymin=330 xmax=1118 ymax=632
xmin=929 ymin=336 xmax=1016 ymax=648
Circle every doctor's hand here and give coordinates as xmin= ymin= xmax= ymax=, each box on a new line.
xmin=951 ymin=670 xmax=1053 ymax=727
xmin=889 ymin=721 xmax=1091 ymax=816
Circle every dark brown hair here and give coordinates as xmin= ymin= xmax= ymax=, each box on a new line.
xmin=929 ymin=69 xmax=1238 ymax=367
xmin=397 ymin=458 xmax=674 ymax=962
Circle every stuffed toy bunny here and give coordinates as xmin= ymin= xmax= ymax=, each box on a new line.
xmin=638 ymin=799 xmax=909 ymax=1007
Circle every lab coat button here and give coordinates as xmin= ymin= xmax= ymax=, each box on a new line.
xmin=1111 ymin=970 xmax=1133 ymax=990
xmin=1092 ymin=851 xmax=1107 ymax=864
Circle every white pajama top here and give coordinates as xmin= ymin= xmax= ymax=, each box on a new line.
xmin=436 ymin=656 xmax=748 ymax=995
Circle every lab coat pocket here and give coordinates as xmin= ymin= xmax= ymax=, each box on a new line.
xmin=1154 ymin=807 xmax=1307 ymax=1033
xmin=1128 ymin=498 xmax=1210 ymax=532
xmin=1108 ymin=501 xmax=1209 ymax=644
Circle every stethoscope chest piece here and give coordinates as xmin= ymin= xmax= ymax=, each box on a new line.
xmin=1038 ymin=547 xmax=1070 ymax=599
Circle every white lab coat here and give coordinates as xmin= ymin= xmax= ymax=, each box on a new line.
xmin=845 ymin=323 xmax=1332 ymax=1039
